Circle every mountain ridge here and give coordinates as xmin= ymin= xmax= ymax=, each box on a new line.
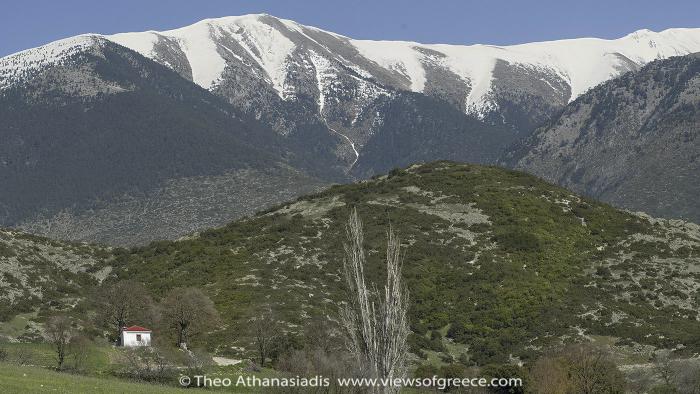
xmin=4 ymin=16 xmax=700 ymax=130
xmin=104 ymin=16 xmax=700 ymax=109
xmin=510 ymin=52 xmax=700 ymax=223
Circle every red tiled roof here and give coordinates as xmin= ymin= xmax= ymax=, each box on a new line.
xmin=122 ymin=325 xmax=151 ymax=332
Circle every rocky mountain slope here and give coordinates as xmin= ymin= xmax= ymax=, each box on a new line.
xmin=106 ymin=162 xmax=700 ymax=365
xmin=510 ymin=53 xmax=700 ymax=223
xmin=6 ymin=16 xmax=700 ymax=162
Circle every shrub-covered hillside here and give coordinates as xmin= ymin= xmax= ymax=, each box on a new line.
xmin=0 ymin=228 xmax=111 ymax=327
xmin=111 ymin=161 xmax=700 ymax=364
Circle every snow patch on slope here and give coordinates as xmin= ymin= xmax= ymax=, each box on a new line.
xmin=110 ymin=15 xmax=297 ymax=92
xmin=111 ymin=22 xmax=228 ymax=89
xmin=351 ymin=40 xmax=427 ymax=91
xmin=308 ymin=50 xmax=334 ymax=114
xmin=108 ymin=31 xmax=159 ymax=58
xmin=350 ymin=27 xmax=700 ymax=115
xmin=214 ymin=16 xmax=296 ymax=96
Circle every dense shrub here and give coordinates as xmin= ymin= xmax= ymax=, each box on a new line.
xmin=493 ymin=229 xmax=542 ymax=252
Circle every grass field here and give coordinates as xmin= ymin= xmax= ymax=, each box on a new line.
xmin=0 ymin=362 xmax=285 ymax=393
xmin=0 ymin=342 xmax=288 ymax=393
xmin=1 ymin=342 xmax=113 ymax=371
xmin=0 ymin=363 xmax=187 ymax=394
xmin=0 ymin=361 xmax=433 ymax=393
xmin=0 ymin=312 xmax=37 ymax=339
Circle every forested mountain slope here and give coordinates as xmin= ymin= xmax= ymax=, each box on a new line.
xmin=0 ymin=37 xmax=327 ymax=245
xmin=510 ymin=53 xmax=700 ymax=223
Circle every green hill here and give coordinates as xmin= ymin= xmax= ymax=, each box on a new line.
xmin=107 ymin=161 xmax=700 ymax=365
xmin=0 ymin=228 xmax=111 ymax=331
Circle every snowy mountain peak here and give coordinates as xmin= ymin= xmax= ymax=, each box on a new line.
xmin=629 ymin=28 xmax=654 ymax=35
xmin=3 ymin=15 xmax=700 ymax=121
xmin=108 ymin=14 xmax=304 ymax=90
xmin=102 ymin=17 xmax=700 ymax=117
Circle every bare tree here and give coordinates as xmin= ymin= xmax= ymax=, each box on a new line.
xmin=529 ymin=355 xmax=571 ymax=394
xmin=277 ymin=348 xmax=359 ymax=394
xmin=653 ymin=350 xmax=677 ymax=387
xmin=564 ymin=344 xmax=626 ymax=394
xmin=116 ymin=344 xmax=175 ymax=383
xmin=626 ymin=368 xmax=654 ymax=394
xmin=184 ymin=348 xmax=212 ymax=375
xmin=275 ymin=316 xmax=359 ymax=394
xmin=161 ymin=287 xmax=219 ymax=348
xmin=250 ymin=307 xmax=280 ymax=368
xmin=67 ymin=335 xmax=92 ymax=372
xmin=339 ymin=208 xmax=410 ymax=393
xmin=304 ymin=315 xmax=342 ymax=354
xmin=528 ymin=344 xmax=625 ymax=393
xmin=95 ymin=280 xmax=155 ymax=345
xmin=676 ymin=365 xmax=700 ymax=394
xmin=46 ymin=315 xmax=73 ymax=370
xmin=13 ymin=346 xmax=33 ymax=366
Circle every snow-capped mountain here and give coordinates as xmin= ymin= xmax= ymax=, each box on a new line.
xmin=103 ymin=15 xmax=700 ymax=119
xmin=4 ymin=14 xmax=700 ymax=142
xmin=2 ymin=15 xmax=700 ymax=245
xmin=0 ymin=36 xmax=333 ymax=245
xmin=105 ymin=15 xmax=700 ymax=166
xmin=102 ymin=15 xmax=700 ymax=110
xmin=3 ymin=14 xmax=700 ymax=166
